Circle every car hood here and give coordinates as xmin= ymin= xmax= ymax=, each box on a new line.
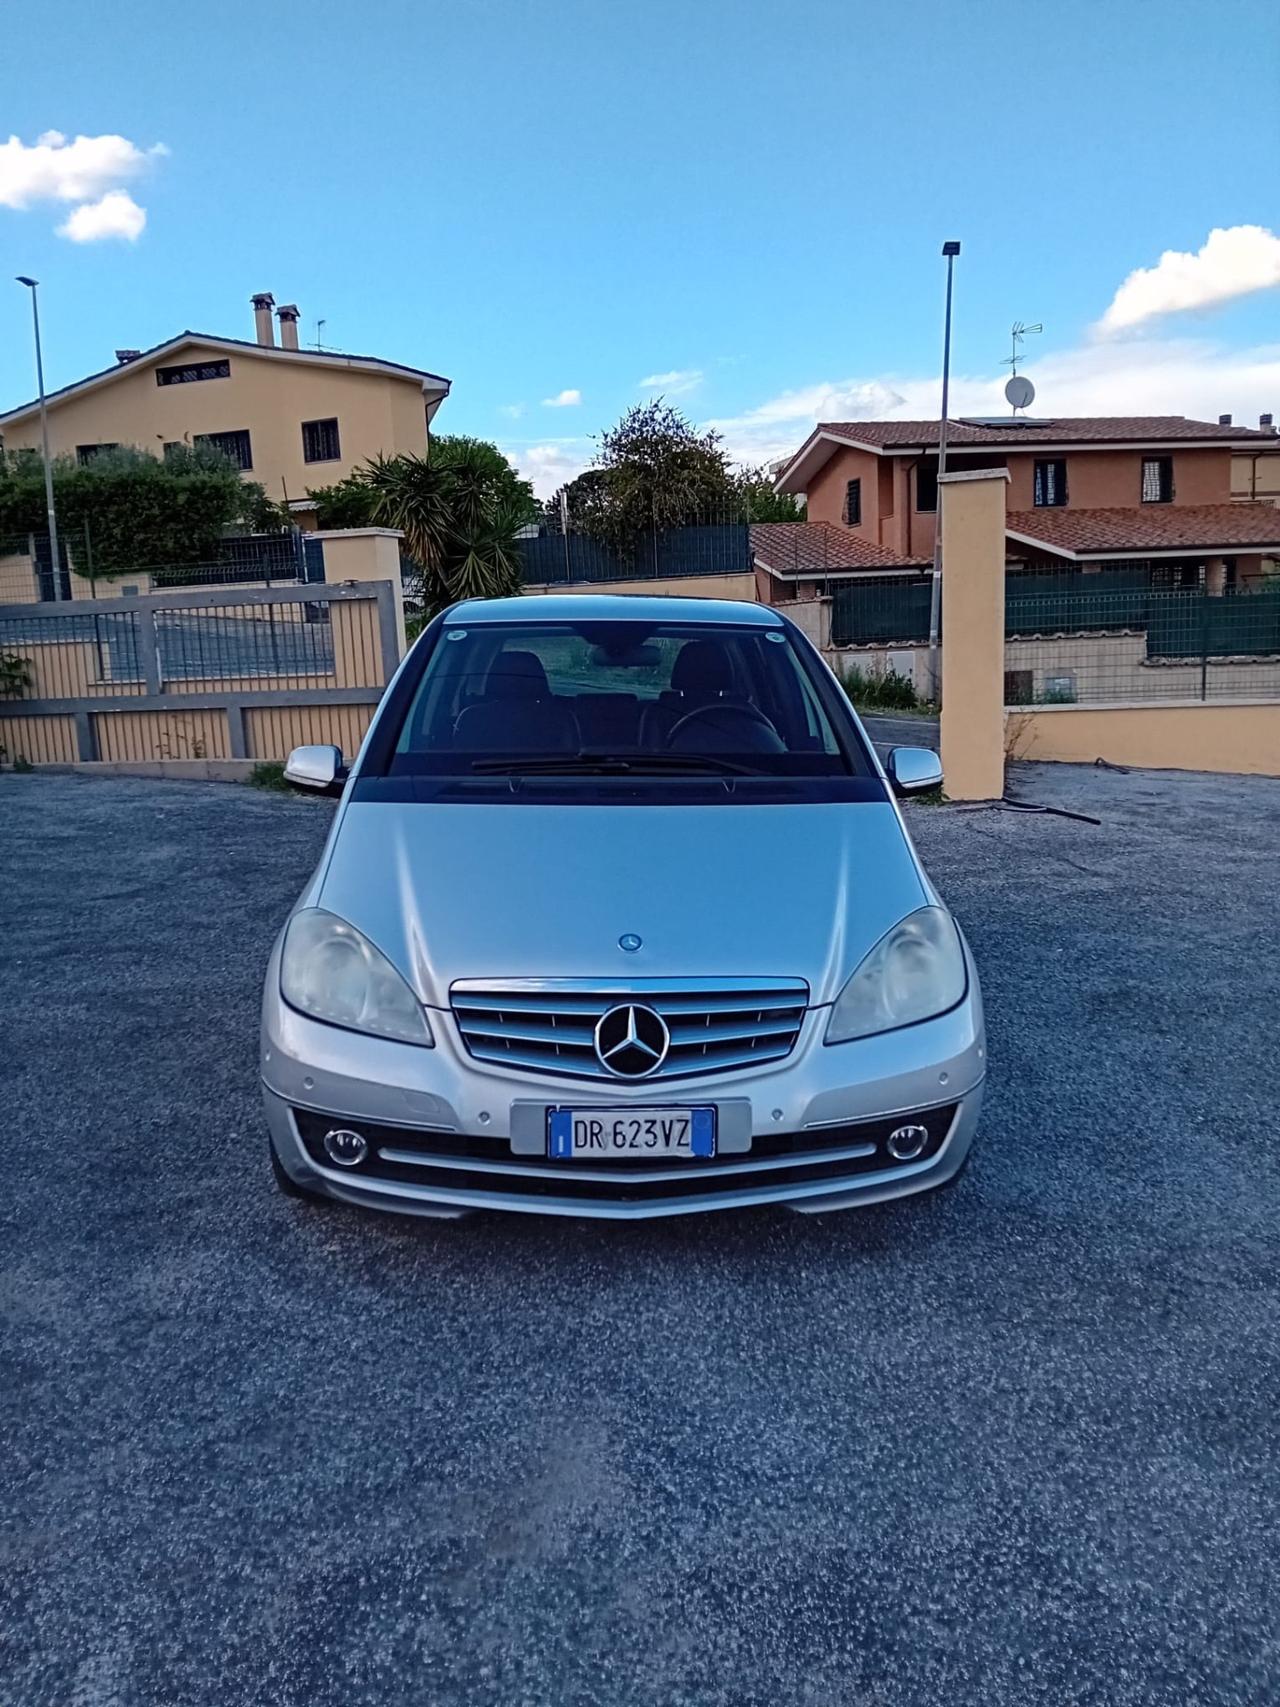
xmin=316 ymin=801 xmax=928 ymax=1009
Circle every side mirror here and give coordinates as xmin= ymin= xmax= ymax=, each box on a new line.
xmin=885 ymin=746 xmax=943 ymax=797
xmin=284 ymin=744 xmax=347 ymax=796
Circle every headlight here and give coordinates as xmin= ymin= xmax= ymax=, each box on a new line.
xmin=825 ymin=906 xmax=966 ymax=1044
xmin=280 ymin=909 xmax=434 ymax=1047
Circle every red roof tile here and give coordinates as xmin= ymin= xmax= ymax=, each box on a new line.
xmin=817 ymin=416 xmax=1279 ymax=449
xmin=1005 ymin=504 xmax=1280 ymax=558
xmin=750 ymin=522 xmax=927 ymax=573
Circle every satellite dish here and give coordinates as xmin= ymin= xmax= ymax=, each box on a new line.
xmin=1005 ymin=375 xmax=1036 ymax=411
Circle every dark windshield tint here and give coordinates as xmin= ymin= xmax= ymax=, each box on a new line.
xmin=387 ymin=620 xmax=863 ymax=777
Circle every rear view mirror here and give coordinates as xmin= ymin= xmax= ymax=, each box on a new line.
xmin=284 ymin=744 xmax=347 ymax=796
xmin=589 ymin=643 xmax=661 ymax=668
xmin=886 ymin=746 xmax=943 ymax=797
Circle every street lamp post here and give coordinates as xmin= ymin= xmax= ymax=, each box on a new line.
xmin=926 ymin=240 xmax=960 ymax=702
xmin=16 ymin=276 xmax=63 ymax=601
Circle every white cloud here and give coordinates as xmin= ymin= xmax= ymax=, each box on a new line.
xmin=708 ymin=337 xmax=1280 ymax=472
xmin=1096 ymin=225 xmax=1280 ymax=336
xmin=542 ymin=388 xmax=582 ymax=408
xmin=638 ymin=368 xmax=704 ymax=396
xmin=498 ymin=402 xmax=526 ymax=420
xmin=57 ymin=189 xmax=146 ymax=243
xmin=503 ymin=440 xmax=592 ymax=499
xmin=0 ymin=130 xmax=165 ymax=239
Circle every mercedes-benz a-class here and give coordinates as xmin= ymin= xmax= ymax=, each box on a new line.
xmin=261 ymin=594 xmax=985 ymax=1219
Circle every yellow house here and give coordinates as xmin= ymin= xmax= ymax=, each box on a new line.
xmin=0 ymin=292 xmax=450 ymax=525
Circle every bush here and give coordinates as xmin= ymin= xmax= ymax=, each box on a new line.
xmin=247 ymin=761 xmax=290 ymax=791
xmin=0 ymin=652 xmax=33 ymax=699
xmin=0 ymin=445 xmax=282 ymax=576
xmin=838 ymin=661 xmax=924 ymax=712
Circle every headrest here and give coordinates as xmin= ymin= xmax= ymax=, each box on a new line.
xmin=671 ymin=639 xmax=734 ymax=697
xmin=487 ymin=650 xmax=550 ymax=700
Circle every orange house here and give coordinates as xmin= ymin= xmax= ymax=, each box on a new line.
xmin=766 ymin=414 xmax=1280 ymax=596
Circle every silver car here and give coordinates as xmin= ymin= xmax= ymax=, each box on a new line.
xmin=261 ymin=594 xmax=985 ymax=1219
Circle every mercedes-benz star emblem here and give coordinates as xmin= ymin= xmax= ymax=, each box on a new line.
xmin=594 ymin=1003 xmax=670 ymax=1078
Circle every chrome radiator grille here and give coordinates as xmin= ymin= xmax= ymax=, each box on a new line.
xmin=449 ymin=979 xmax=810 ymax=1080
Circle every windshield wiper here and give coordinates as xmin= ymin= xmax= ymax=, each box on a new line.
xmin=470 ymin=752 xmax=754 ymax=776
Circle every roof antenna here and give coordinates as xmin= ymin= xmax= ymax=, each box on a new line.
xmin=1004 ymin=321 xmax=1041 ymax=415
xmin=315 ymin=318 xmax=326 ymax=351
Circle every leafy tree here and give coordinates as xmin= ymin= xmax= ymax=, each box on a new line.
xmin=733 ymin=464 xmax=806 ymax=523
xmin=430 ymin=435 xmax=537 ymax=521
xmin=591 ymin=400 xmax=734 ymax=550
xmin=307 ymin=472 xmax=378 ymax=531
xmin=0 ymin=445 xmax=281 ymax=575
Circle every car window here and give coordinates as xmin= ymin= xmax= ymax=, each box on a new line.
xmin=389 ymin=619 xmax=860 ymax=777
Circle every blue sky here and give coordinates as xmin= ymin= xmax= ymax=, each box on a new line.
xmin=3 ymin=0 xmax=1278 ymax=493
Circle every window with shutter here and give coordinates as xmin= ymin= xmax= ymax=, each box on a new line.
xmin=844 ymin=478 xmax=862 ymax=526
xmin=1141 ymin=457 xmax=1174 ymax=503
xmin=1034 ymin=459 xmax=1068 ymax=507
xmin=302 ymin=417 xmax=341 ymax=463
xmin=194 ymin=429 xmax=253 ymax=470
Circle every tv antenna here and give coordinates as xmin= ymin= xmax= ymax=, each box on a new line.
xmin=1004 ymin=320 xmax=1042 ymax=413
xmin=315 ymin=318 xmax=327 ymax=351
xmin=1004 ymin=320 xmax=1042 ymax=378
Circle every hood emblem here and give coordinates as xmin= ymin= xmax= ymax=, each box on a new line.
xmin=595 ymin=1003 xmax=669 ymax=1077
xmin=618 ymin=933 xmax=642 ymax=953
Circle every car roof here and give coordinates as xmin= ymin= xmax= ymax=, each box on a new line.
xmin=445 ymin=594 xmax=783 ymax=626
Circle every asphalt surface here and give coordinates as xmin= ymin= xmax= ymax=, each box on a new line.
xmin=859 ymin=710 xmax=939 ymax=753
xmin=3 ymin=763 xmax=1279 ymax=1706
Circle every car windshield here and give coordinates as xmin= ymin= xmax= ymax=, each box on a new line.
xmin=387 ymin=619 xmax=862 ymax=778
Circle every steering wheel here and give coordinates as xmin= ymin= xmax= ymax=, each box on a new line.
xmin=666 ymin=700 xmax=784 ymax=750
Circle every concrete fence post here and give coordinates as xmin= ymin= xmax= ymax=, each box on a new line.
xmin=938 ymin=467 xmax=1009 ymax=801
xmin=312 ymin=528 xmax=407 ymax=677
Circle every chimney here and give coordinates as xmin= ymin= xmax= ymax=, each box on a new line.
xmin=1261 ymin=413 xmax=1275 ymax=433
xmin=277 ymin=303 xmax=300 ymax=351
xmin=1218 ymin=413 xmax=1232 ymax=426
xmin=115 ymin=348 xmax=142 ymax=364
xmin=251 ymin=291 xmax=276 ymax=346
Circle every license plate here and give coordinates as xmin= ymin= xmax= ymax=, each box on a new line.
xmin=547 ymin=1107 xmax=716 ymax=1160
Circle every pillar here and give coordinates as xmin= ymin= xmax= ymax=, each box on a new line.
xmin=939 ymin=468 xmax=1009 ymax=801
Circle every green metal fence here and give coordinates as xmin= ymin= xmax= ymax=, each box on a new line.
xmin=1003 ymin=575 xmax=1280 ymax=706
xmin=829 ymin=575 xmax=934 ymax=646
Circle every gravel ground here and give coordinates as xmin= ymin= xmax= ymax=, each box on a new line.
xmin=2 ymin=763 xmax=1278 ymax=1706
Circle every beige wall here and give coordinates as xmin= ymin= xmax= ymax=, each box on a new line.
xmin=244 ymin=703 xmax=374 ymax=761
xmin=1004 ymin=631 xmax=1280 ymax=705
xmin=1011 ymin=703 xmax=1280 ymax=776
xmin=0 ymin=714 xmax=77 ymax=764
xmin=2 ymin=342 xmax=429 ymax=508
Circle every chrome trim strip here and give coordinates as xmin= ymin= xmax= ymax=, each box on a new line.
xmin=374 ymin=1139 xmax=880 ymax=1184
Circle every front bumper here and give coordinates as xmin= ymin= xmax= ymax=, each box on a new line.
xmin=260 ymin=943 xmax=986 ymax=1220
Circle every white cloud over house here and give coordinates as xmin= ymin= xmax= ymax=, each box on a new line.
xmin=638 ymin=368 xmax=704 ymax=396
xmin=542 ymin=388 xmax=582 ymax=408
xmin=0 ymin=130 xmax=166 ymax=240
xmin=1096 ymin=225 xmax=1280 ymax=336
xmin=708 ymin=337 xmax=1280 ymax=472
xmin=504 ymin=439 xmax=592 ymax=499
xmin=57 ymin=190 xmax=147 ymax=243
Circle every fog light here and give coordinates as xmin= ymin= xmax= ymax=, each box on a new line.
xmin=323 ymin=1127 xmax=368 ymax=1168
xmin=887 ymin=1123 xmax=929 ymax=1161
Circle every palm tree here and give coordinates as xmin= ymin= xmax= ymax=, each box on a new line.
xmin=363 ymin=444 xmax=527 ymax=613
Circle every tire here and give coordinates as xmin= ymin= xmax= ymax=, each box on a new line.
xmin=269 ymin=1133 xmax=327 ymax=1203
